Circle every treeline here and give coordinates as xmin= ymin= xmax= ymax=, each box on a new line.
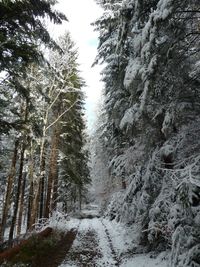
xmin=92 ymin=0 xmax=200 ymax=266
xmin=0 ymin=0 xmax=90 ymax=244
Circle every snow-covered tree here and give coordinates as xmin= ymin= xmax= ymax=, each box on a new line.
xmin=0 ymin=30 xmax=90 ymax=243
xmin=93 ymin=0 xmax=200 ymax=264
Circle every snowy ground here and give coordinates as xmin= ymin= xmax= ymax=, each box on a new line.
xmin=57 ymin=216 xmax=169 ymax=267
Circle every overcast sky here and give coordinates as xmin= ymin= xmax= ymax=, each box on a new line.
xmin=50 ymin=0 xmax=104 ymax=132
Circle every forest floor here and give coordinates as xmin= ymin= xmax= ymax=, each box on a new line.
xmin=1 ymin=206 xmax=170 ymax=267
xmin=53 ymin=204 xmax=169 ymax=267
xmin=58 ymin=217 xmax=169 ymax=267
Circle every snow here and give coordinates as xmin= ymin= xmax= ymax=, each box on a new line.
xmin=148 ymin=55 xmax=157 ymax=75
xmin=124 ymin=57 xmax=141 ymax=88
xmin=121 ymin=252 xmax=169 ymax=267
xmin=140 ymin=80 xmax=150 ymax=111
xmin=160 ymin=145 xmax=174 ymax=157
xmin=35 ymin=211 xmax=80 ymax=233
xmin=60 ymin=218 xmax=118 ymax=266
xmin=101 ymin=218 xmax=132 ymax=255
xmin=156 ymin=0 xmax=173 ymax=20
xmin=119 ymin=104 xmax=140 ymax=129
xmin=102 ymin=218 xmax=169 ymax=267
xmin=79 ymin=204 xmax=100 ymax=218
xmin=58 ymin=215 xmax=169 ymax=267
xmin=161 ymin=111 xmax=174 ymax=137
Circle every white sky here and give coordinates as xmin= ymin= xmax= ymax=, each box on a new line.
xmin=50 ymin=0 xmax=104 ymax=132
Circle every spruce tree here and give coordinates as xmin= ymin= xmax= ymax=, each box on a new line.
xmin=94 ymin=0 xmax=200 ymax=264
xmin=0 ymin=0 xmax=66 ymax=74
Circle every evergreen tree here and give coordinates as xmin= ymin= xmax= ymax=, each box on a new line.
xmin=93 ymin=0 xmax=200 ymax=264
xmin=0 ymin=0 xmax=67 ymax=135
xmin=0 ymin=0 xmax=66 ymax=74
xmin=0 ymin=1 xmax=90 ymax=245
xmin=0 ymin=29 xmax=90 ymax=244
xmin=50 ymin=33 xmax=90 ymax=213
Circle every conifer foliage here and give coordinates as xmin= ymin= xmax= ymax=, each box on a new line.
xmin=0 ymin=0 xmax=66 ymax=73
xmin=93 ymin=0 xmax=200 ymax=265
xmin=0 ymin=1 xmax=89 ymax=245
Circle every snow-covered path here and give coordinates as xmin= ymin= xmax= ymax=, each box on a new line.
xmin=58 ymin=217 xmax=169 ymax=267
xmin=59 ymin=218 xmax=118 ymax=267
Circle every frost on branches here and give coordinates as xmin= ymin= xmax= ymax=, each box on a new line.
xmin=93 ymin=0 xmax=200 ymax=265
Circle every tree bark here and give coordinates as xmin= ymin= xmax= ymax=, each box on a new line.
xmin=27 ymin=180 xmax=34 ymax=230
xmin=26 ymin=140 xmax=34 ymax=231
xmin=44 ymin=128 xmax=59 ymax=218
xmin=78 ymin=187 xmax=82 ymax=211
xmin=9 ymin=143 xmax=26 ymax=243
xmin=9 ymin=100 xmax=28 ymax=243
xmin=30 ymin=138 xmax=46 ymax=228
xmin=0 ymin=140 xmax=19 ymax=242
xmin=29 ymin=184 xmax=38 ymax=230
xmin=17 ymin=171 xmax=27 ymax=236
xmin=51 ymin=168 xmax=59 ymax=213
xmin=39 ymin=144 xmax=46 ymax=219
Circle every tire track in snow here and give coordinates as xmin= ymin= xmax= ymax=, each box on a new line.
xmin=60 ymin=218 xmax=102 ymax=267
xmin=101 ymin=219 xmax=121 ymax=267
xmin=60 ymin=218 xmax=120 ymax=267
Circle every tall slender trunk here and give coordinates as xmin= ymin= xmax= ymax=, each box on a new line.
xmin=78 ymin=187 xmax=82 ymax=211
xmin=44 ymin=128 xmax=59 ymax=218
xmin=27 ymin=180 xmax=34 ymax=230
xmin=0 ymin=140 xmax=19 ymax=242
xmin=17 ymin=170 xmax=27 ymax=236
xmin=9 ymin=100 xmax=28 ymax=243
xmin=51 ymin=169 xmax=59 ymax=213
xmin=39 ymin=144 xmax=46 ymax=219
xmin=72 ymin=187 xmax=77 ymax=212
xmin=30 ymin=138 xmax=46 ymax=227
xmin=63 ymin=201 xmax=68 ymax=213
xmin=29 ymin=185 xmax=38 ymax=230
xmin=27 ymin=143 xmax=34 ymax=231
xmin=9 ymin=143 xmax=25 ymax=243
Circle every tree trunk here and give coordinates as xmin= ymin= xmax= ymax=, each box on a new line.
xmin=26 ymin=142 xmax=34 ymax=231
xmin=39 ymin=145 xmax=46 ymax=219
xmin=73 ymin=187 xmax=77 ymax=212
xmin=27 ymin=180 xmax=34 ymax=230
xmin=17 ymin=171 xmax=27 ymax=236
xmin=44 ymin=128 xmax=59 ymax=218
xmin=9 ymin=100 xmax=29 ymax=243
xmin=0 ymin=140 xmax=19 ymax=242
xmin=30 ymin=138 xmax=46 ymax=228
xmin=29 ymin=184 xmax=38 ymax=230
xmin=9 ymin=143 xmax=25 ymax=243
xmin=78 ymin=187 xmax=82 ymax=211
xmin=51 ymin=169 xmax=59 ymax=213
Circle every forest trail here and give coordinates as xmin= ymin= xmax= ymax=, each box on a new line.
xmin=59 ymin=217 xmax=119 ymax=267
xmin=57 ymin=210 xmax=169 ymax=267
xmin=0 ymin=208 xmax=168 ymax=267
